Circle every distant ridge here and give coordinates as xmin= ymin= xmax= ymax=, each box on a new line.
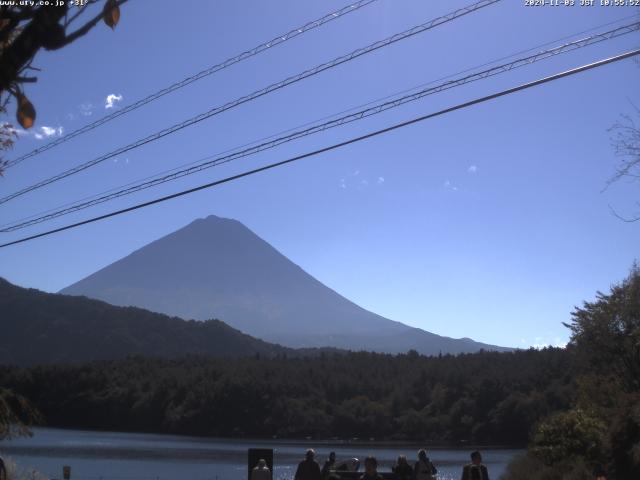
xmin=61 ymin=215 xmax=511 ymax=355
xmin=0 ymin=277 xmax=292 ymax=365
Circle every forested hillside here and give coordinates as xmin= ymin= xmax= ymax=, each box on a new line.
xmin=0 ymin=277 xmax=291 ymax=364
xmin=0 ymin=348 xmax=572 ymax=446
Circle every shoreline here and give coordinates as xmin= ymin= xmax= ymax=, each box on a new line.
xmin=7 ymin=426 xmax=525 ymax=451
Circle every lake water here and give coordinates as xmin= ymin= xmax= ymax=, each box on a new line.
xmin=0 ymin=428 xmax=522 ymax=480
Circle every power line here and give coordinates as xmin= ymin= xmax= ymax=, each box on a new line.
xmin=0 ymin=0 xmax=501 ymax=206
xmin=2 ymin=20 xmax=637 ymax=233
xmin=6 ymin=13 xmax=635 ymax=232
xmin=3 ymin=0 xmax=381 ymax=170
xmin=1 ymin=48 xmax=637 ymax=250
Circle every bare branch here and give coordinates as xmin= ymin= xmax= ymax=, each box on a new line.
xmin=58 ymin=0 xmax=129 ymax=48
xmin=65 ymin=0 xmax=100 ymax=28
xmin=15 ymin=76 xmax=37 ymax=83
xmin=609 ymin=204 xmax=640 ymax=223
xmin=607 ymin=102 xmax=640 ymax=187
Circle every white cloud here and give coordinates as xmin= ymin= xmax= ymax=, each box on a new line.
xmin=6 ymin=124 xmax=63 ymax=141
xmin=340 ymin=172 xmax=384 ymax=190
xmin=39 ymin=125 xmax=63 ymax=137
xmin=79 ymin=102 xmax=94 ymax=116
xmin=3 ymin=123 xmax=28 ymax=137
xmin=444 ymin=180 xmax=459 ymax=191
xmin=553 ymin=337 xmax=567 ymax=348
xmin=40 ymin=126 xmax=56 ymax=136
xmin=529 ymin=335 xmax=568 ymax=349
xmin=33 ymin=125 xmax=64 ymax=140
xmin=105 ymin=94 xmax=123 ymax=109
xmin=468 ymin=165 xmax=478 ymax=173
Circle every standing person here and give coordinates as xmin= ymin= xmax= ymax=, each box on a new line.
xmin=593 ymin=464 xmax=607 ymax=480
xmin=251 ymin=458 xmax=271 ymax=480
xmin=461 ymin=451 xmax=489 ymax=480
xmin=251 ymin=459 xmax=271 ymax=480
xmin=321 ymin=451 xmax=336 ymax=479
xmin=360 ymin=456 xmax=383 ymax=480
xmin=392 ymin=455 xmax=413 ymax=480
xmin=414 ymin=449 xmax=437 ymax=480
xmin=0 ymin=456 xmax=6 ymax=480
xmin=295 ymin=449 xmax=322 ymax=480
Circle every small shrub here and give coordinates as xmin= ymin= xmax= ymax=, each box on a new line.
xmin=530 ymin=408 xmax=605 ymax=466
xmin=501 ymin=453 xmax=592 ymax=480
xmin=3 ymin=457 xmax=48 ymax=480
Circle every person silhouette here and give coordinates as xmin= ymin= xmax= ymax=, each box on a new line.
xmin=461 ymin=451 xmax=489 ymax=480
xmin=322 ymin=451 xmax=336 ymax=479
xmin=295 ymin=449 xmax=322 ymax=480
xmin=414 ymin=449 xmax=437 ymax=480
xmin=251 ymin=459 xmax=271 ymax=480
xmin=360 ymin=456 xmax=383 ymax=480
xmin=392 ymin=455 xmax=413 ymax=480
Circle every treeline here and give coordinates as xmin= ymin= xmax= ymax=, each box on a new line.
xmin=0 ymin=347 xmax=571 ymax=446
xmin=502 ymin=265 xmax=640 ymax=480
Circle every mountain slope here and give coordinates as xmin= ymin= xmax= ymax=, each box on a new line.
xmin=61 ymin=215 xmax=510 ymax=355
xmin=0 ymin=277 xmax=291 ymax=365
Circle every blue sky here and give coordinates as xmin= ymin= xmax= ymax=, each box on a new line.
xmin=0 ymin=0 xmax=638 ymax=348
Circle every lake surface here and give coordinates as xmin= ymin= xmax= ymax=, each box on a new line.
xmin=0 ymin=428 xmax=522 ymax=480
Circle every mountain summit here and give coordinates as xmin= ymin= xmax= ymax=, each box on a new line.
xmin=61 ymin=215 xmax=509 ymax=355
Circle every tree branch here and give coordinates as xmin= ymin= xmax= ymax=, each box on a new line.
xmin=609 ymin=204 xmax=640 ymax=223
xmin=15 ymin=76 xmax=37 ymax=83
xmin=57 ymin=0 xmax=129 ymax=49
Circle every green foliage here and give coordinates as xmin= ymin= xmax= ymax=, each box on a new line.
xmin=505 ymin=264 xmax=640 ymax=478
xmin=502 ymin=454 xmax=592 ymax=480
xmin=530 ymin=409 xmax=605 ymax=466
xmin=3 ymin=457 xmax=48 ymax=480
xmin=0 ymin=348 xmax=572 ymax=445
xmin=606 ymin=393 xmax=640 ymax=479
xmin=0 ymin=387 xmax=39 ymax=440
xmin=565 ymin=263 xmax=640 ymax=391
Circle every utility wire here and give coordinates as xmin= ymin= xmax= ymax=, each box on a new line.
xmin=3 ymin=0 xmax=381 ymax=169
xmin=1 ymin=48 xmax=637 ymax=250
xmin=2 ymin=20 xmax=638 ymax=233
xmin=5 ymin=12 xmax=636 ymax=232
xmin=0 ymin=0 xmax=501 ymax=206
